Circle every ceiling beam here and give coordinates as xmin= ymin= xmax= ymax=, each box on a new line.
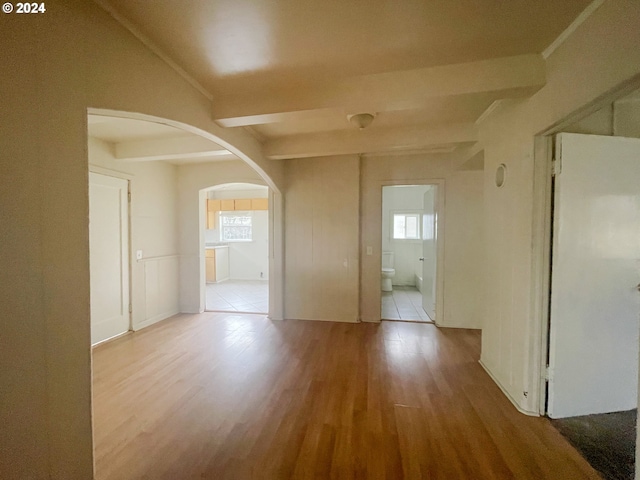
xmin=114 ymin=135 xmax=236 ymax=162
xmin=264 ymin=122 xmax=478 ymax=160
xmin=215 ymin=54 xmax=545 ymax=127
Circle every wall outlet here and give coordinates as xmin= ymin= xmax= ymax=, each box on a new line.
xmin=366 ymin=246 xmax=373 ymax=256
xmin=136 ymin=250 xmax=143 ymax=261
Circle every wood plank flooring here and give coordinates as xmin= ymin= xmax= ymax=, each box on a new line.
xmin=92 ymin=313 xmax=601 ymax=479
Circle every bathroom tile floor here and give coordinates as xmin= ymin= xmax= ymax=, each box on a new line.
xmin=205 ymin=280 xmax=269 ymax=313
xmin=381 ymin=286 xmax=433 ymax=322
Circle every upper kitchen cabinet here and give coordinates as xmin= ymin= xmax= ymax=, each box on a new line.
xmin=206 ymin=199 xmax=221 ymax=230
xmin=220 ymin=199 xmax=235 ymax=211
xmin=206 ymin=197 xmax=269 ymax=229
xmin=234 ymin=198 xmax=252 ymax=210
xmin=251 ymin=198 xmax=268 ymax=210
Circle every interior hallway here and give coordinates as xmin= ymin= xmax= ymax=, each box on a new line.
xmin=92 ymin=313 xmax=599 ymax=479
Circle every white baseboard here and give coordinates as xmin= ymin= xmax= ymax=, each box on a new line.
xmin=227 ymin=277 xmax=269 ymax=281
xmin=134 ymin=309 xmax=180 ymax=331
xmin=479 ymin=360 xmax=538 ymax=417
xmin=285 ymin=316 xmax=359 ymax=323
xmin=361 ymin=317 xmax=382 ymax=323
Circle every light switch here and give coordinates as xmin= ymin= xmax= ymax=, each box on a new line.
xmin=136 ymin=250 xmax=143 ymax=261
xmin=366 ymin=246 xmax=373 ymax=256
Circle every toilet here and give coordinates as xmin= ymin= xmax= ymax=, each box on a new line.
xmin=381 ymin=251 xmax=396 ymax=292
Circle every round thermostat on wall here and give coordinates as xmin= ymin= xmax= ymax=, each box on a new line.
xmin=495 ymin=164 xmax=507 ymax=187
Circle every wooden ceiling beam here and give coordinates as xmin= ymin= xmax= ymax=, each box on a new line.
xmin=214 ymin=54 xmax=545 ymax=127
xmin=264 ymin=122 xmax=478 ymax=159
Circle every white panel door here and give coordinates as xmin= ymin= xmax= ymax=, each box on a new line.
xmin=422 ymin=187 xmax=436 ymax=320
xmin=89 ymin=172 xmax=130 ymax=345
xmin=548 ymin=133 xmax=640 ymax=418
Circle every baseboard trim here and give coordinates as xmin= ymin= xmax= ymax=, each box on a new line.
xmin=91 ymin=330 xmax=131 ymax=348
xmin=284 ymin=317 xmax=359 ymax=324
xmin=479 ymin=360 xmax=538 ymax=417
xmin=134 ymin=309 xmax=180 ymax=331
xmin=361 ymin=317 xmax=382 ymax=323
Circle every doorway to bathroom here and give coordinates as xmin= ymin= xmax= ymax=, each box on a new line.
xmin=380 ymin=185 xmax=437 ymax=322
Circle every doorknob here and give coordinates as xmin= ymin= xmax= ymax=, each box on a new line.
xmin=419 ymin=257 xmax=424 ymax=261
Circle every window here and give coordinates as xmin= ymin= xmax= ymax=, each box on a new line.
xmin=393 ymin=213 xmax=420 ymax=240
xmin=220 ymin=211 xmax=252 ymax=241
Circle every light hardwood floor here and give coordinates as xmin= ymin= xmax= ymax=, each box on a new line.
xmin=92 ymin=313 xmax=600 ymax=479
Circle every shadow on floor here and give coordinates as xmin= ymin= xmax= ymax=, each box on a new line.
xmin=551 ymin=409 xmax=636 ymax=480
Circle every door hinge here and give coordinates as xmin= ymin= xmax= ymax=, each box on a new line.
xmin=128 ymin=191 xmax=131 ymax=202
xmin=129 ymin=303 xmax=132 ymax=314
xmin=552 ymin=158 xmax=562 ymax=176
xmin=544 ymin=365 xmax=552 ymax=381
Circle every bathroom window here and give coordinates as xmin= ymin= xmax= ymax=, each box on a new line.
xmin=393 ymin=213 xmax=420 ymax=240
xmin=220 ymin=211 xmax=252 ymax=241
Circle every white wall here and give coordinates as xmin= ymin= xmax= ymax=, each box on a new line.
xmin=228 ymin=211 xmax=269 ymax=280
xmin=381 ymin=185 xmax=430 ymax=286
xmin=89 ymin=138 xmax=180 ymax=330
xmin=615 ymin=100 xmax=640 ymax=138
xmin=478 ymin=1 xmax=640 ymax=414
xmin=285 ymin=156 xmax=360 ymax=322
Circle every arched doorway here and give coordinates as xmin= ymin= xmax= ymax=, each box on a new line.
xmin=201 ymin=183 xmax=270 ymax=314
xmin=86 ymin=109 xmax=284 ymax=323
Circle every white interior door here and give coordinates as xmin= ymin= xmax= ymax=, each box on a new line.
xmin=89 ymin=172 xmax=130 ymax=345
xmin=422 ymin=187 xmax=436 ymax=320
xmin=547 ymin=133 xmax=640 ymax=418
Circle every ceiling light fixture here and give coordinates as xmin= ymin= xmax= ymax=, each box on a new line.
xmin=348 ymin=113 xmax=375 ymax=130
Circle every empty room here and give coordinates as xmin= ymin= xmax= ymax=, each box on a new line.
xmin=2 ymin=1 xmax=640 ymax=479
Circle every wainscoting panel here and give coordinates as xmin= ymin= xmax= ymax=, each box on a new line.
xmin=137 ymin=255 xmax=180 ymax=330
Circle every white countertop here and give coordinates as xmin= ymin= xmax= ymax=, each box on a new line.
xmin=205 ymin=244 xmax=229 ymax=249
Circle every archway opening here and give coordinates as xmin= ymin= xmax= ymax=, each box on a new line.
xmin=201 ymin=183 xmax=270 ymax=314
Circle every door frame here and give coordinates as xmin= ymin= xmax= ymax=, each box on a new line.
xmin=531 ymin=78 xmax=640 ymax=415
xmin=378 ymin=179 xmax=445 ymax=325
xmin=199 ymin=182 xmax=277 ymax=317
xmin=88 ymin=165 xmax=133 ymax=342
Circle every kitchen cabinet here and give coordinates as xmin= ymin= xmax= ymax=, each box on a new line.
xmin=205 ymin=246 xmax=229 ymax=284
xmin=206 ymin=199 xmax=220 ymax=230
xmin=220 ymin=199 xmax=235 ymax=211
xmin=251 ymin=198 xmax=268 ymax=210
xmin=205 ymin=249 xmax=216 ymax=283
xmin=233 ymin=198 xmax=252 ymax=210
xmin=206 ymin=198 xmax=269 ymax=229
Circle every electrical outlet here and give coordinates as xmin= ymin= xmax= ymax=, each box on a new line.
xmin=136 ymin=250 xmax=143 ymax=261
xmin=366 ymin=246 xmax=373 ymax=255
